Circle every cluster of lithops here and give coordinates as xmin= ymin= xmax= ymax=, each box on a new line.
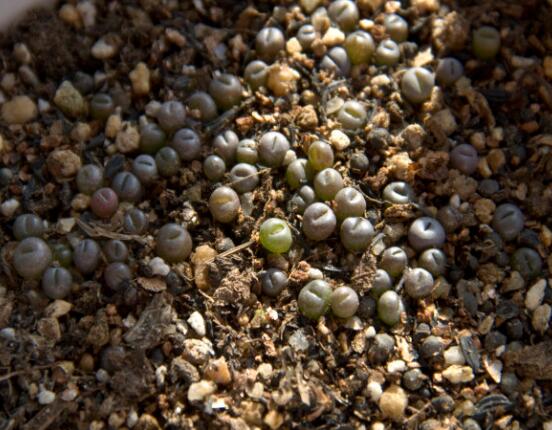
xmin=0 ymin=0 xmax=524 ymax=330
xmin=1 ymin=0 xmax=548 ymax=428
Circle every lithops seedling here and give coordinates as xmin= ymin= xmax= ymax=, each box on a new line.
xmin=298 ymin=280 xmax=333 ymax=320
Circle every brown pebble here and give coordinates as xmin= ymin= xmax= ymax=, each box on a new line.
xmin=47 ymin=149 xmax=82 ymax=180
xmin=115 ymin=123 xmax=140 ymax=154
xmin=1 ymin=95 xmax=37 ymax=124
xmin=204 ymin=357 xmax=232 ymax=385
xmin=473 ymin=198 xmax=496 ymax=224
xmin=191 ymin=245 xmax=217 ymax=290
xmin=486 ymin=148 xmax=506 ymax=173
xmin=80 ymin=353 xmax=95 ymax=372
xmin=129 ymin=62 xmax=151 ymax=96
xmin=379 ymin=385 xmax=408 ymax=421
xmin=54 ymin=81 xmax=87 ymax=118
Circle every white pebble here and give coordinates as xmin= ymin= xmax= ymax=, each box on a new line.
xmin=155 ymin=365 xmax=167 ymax=388
xmin=0 ymin=198 xmax=20 ymax=217
xmin=526 ymin=279 xmax=546 ymax=311
xmin=444 ymin=346 xmax=466 ymax=366
xmin=0 ymin=327 xmax=16 ymax=341
xmin=442 ymin=365 xmax=474 ymax=384
xmin=37 ymin=390 xmax=56 ymax=405
xmin=187 ymin=311 xmax=206 ymax=337
xmin=95 ymin=369 xmax=110 ymax=383
xmin=366 ymin=326 xmax=377 ymax=338
xmin=38 ymin=99 xmax=51 ymax=113
xmin=188 ymin=380 xmax=216 ymax=402
xmin=77 ymin=1 xmax=97 ymax=27
xmin=532 ymin=304 xmax=551 ymax=334
xmin=127 ymin=409 xmax=138 ymax=428
xmin=91 ymin=38 xmax=117 ymax=60
xmin=308 ymin=268 xmax=324 ymax=280
xmin=288 ymin=328 xmax=309 ymax=352
xmin=387 ymin=360 xmax=407 ymax=374
xmin=330 ymin=129 xmax=351 ymax=151
xmin=344 ymin=316 xmax=363 ymax=330
xmin=149 ymin=257 xmax=170 ymax=277
xmin=367 ymin=381 xmax=382 ymax=402
xmin=60 ymin=387 xmax=79 ymax=401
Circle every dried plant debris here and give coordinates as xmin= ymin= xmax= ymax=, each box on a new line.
xmin=0 ymin=0 xmax=552 ymax=429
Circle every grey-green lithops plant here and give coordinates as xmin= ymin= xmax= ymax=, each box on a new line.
xmin=375 ymin=40 xmax=400 ymax=66
xmin=302 ymin=202 xmax=336 ymax=241
xmin=259 ymin=218 xmax=293 ymax=254
xmin=73 ymin=238 xmax=101 ymax=275
xmin=187 ymin=91 xmax=218 ymax=122
xmin=314 ymin=168 xmax=344 ymax=201
xmin=436 ymin=58 xmax=464 ymax=86
xmin=384 ymin=14 xmax=409 ymax=43
xmin=404 ymin=267 xmax=434 ymax=299
xmin=90 ymin=93 xmax=115 ymax=121
xmin=103 ymin=239 xmax=129 ymax=263
xmin=297 ymin=24 xmax=316 ymax=50
xmin=408 ymin=217 xmax=446 ymax=251
xmin=104 ymin=262 xmax=132 ymax=291
xmin=328 ymin=0 xmax=359 ymax=32
xmin=13 ymin=237 xmax=52 ymax=280
xmin=157 ymin=100 xmax=186 ymax=133
xmin=334 ymin=187 xmax=366 ymax=220
xmin=13 ymin=213 xmax=47 ymax=240
xmin=380 ymin=246 xmax=408 ymax=278
xmin=492 ymin=203 xmax=524 ymax=241
xmin=209 ymin=73 xmax=243 ymax=111
xmin=260 ymin=268 xmax=288 ymax=297
xmin=139 ymin=123 xmax=167 ymax=154
xmin=308 ymin=140 xmax=334 ymax=172
xmin=213 ymin=130 xmax=239 ymax=165
xmin=344 ymin=31 xmax=375 ymax=65
xmin=256 ymin=27 xmax=285 ymax=63
xmin=330 ymin=286 xmax=359 ymax=319
xmin=450 ymin=144 xmax=478 ymax=175
xmin=298 ymin=279 xmax=333 ymax=320
xmin=76 ymin=164 xmax=104 ymax=195
xmin=244 ymin=60 xmax=269 ymax=90
xmin=337 ymin=100 xmax=367 ymax=130
xmin=258 ymin=131 xmax=290 ymax=167
xmin=203 ymin=155 xmax=226 ymax=182
xmin=123 ymin=208 xmax=148 ymax=235
xmin=155 ymin=223 xmax=193 ymax=263
xmin=209 ymin=186 xmax=241 ymax=223
xmin=132 ymin=154 xmax=158 ymax=185
xmin=472 ymin=26 xmax=501 ymax=60
xmin=229 ymin=163 xmax=259 ymax=194
xmin=111 ymin=172 xmax=143 ymax=203
xmin=511 ymin=247 xmax=542 ymax=280
xmin=383 ymin=182 xmax=414 ymax=204
xmin=340 ymin=217 xmax=374 ymax=253
xmin=236 ymin=139 xmax=258 ymax=165
xmin=286 ymin=159 xmax=314 ymax=190
xmin=171 ymin=128 xmax=202 ymax=161
xmin=320 ymin=47 xmax=351 ymax=77
xmin=401 ymin=67 xmax=435 ymax=104
xmin=378 ymin=290 xmax=403 ymax=326
xmin=370 ymin=269 xmax=393 ymax=298
xmin=288 ymin=185 xmax=317 ymax=214
xmin=418 ymin=248 xmax=447 ymax=276
xmin=42 ymin=266 xmax=72 ymax=299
